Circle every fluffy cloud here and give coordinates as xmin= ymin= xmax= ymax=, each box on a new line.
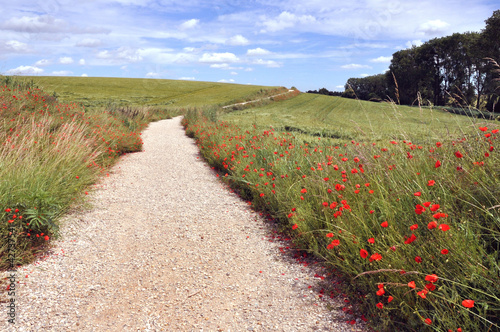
xmin=1 ymin=15 xmax=65 ymax=33
xmin=261 ymin=11 xmax=316 ymax=32
xmin=226 ymin=35 xmax=249 ymax=46
xmin=5 ymin=40 xmax=30 ymax=53
xmin=6 ymin=65 xmax=44 ymax=75
xmin=405 ymin=40 xmax=424 ymax=48
xmin=35 ymin=59 xmax=51 ymax=66
xmin=145 ymin=72 xmax=160 ymax=78
xmin=252 ymin=59 xmax=281 ymax=68
xmin=246 ymin=48 xmax=271 ymax=56
xmin=370 ymin=56 xmax=392 ymax=63
xmin=97 ymin=47 xmax=143 ymax=63
xmin=179 ymin=19 xmax=199 ymax=30
xmin=418 ymin=20 xmax=450 ymax=35
xmin=178 ymin=77 xmax=196 ymax=80
xmin=199 ymin=52 xmax=239 ymax=64
xmin=59 ymin=57 xmax=74 ymax=64
xmin=218 ymin=79 xmax=235 ymax=83
xmin=79 ymin=59 xmax=86 ymax=65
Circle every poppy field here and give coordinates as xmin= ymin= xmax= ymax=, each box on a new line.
xmin=182 ymin=95 xmax=499 ymax=331
xmin=0 ymin=76 xmax=279 ymax=269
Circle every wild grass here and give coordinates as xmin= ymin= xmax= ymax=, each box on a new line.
xmin=182 ymin=96 xmax=500 ymax=332
xmin=0 ymin=75 xmax=279 ymax=269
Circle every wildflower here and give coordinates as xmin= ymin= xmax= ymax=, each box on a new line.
xmin=427 ymin=180 xmax=435 ymax=186
xmin=369 ymin=253 xmax=382 ymax=262
xmin=387 ymin=296 xmax=393 ymax=303
xmin=44 ymin=235 xmax=49 ymax=241
xmin=462 ymin=299 xmax=474 ymax=308
xmin=380 ymin=221 xmax=388 ymax=227
xmin=426 ymin=283 xmax=436 ymax=291
xmin=435 ymin=160 xmax=441 ymax=168
xmin=408 ymin=281 xmax=416 ymax=289
xmin=292 ymin=224 xmax=298 ymax=230
xmin=415 ymin=204 xmax=426 ymax=214
xmin=415 ymin=256 xmax=423 ymax=263
xmin=436 ymin=142 xmax=442 ymax=147
xmin=360 ymin=249 xmax=368 ymax=259
xmin=441 ymin=248 xmax=449 ymax=255
xmin=427 ymin=221 xmax=438 ymax=230
xmin=479 ymin=126 xmax=488 ymax=132
xmin=439 ymin=224 xmax=450 ymax=232
xmin=424 ymin=318 xmax=432 ymax=325
xmin=376 ymin=302 xmax=383 ymax=309
xmin=410 ymin=224 xmax=418 ymax=231
xmin=300 ymin=188 xmax=307 ymax=194
xmin=430 ymin=204 xmax=440 ymax=212
xmin=417 ymin=289 xmax=428 ymax=299
xmin=376 ymin=288 xmax=385 ymax=296
xmin=414 ymin=191 xmax=421 ymax=196
xmin=404 ymin=234 xmax=417 ymax=244
xmin=326 ymin=233 xmax=334 ymax=238
xmin=368 ymin=238 xmax=375 ymax=244
xmin=425 ymin=274 xmax=438 ymax=283
xmin=454 ymin=151 xmax=463 ymax=158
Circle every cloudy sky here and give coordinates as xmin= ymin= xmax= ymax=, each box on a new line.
xmin=0 ymin=0 xmax=497 ymax=91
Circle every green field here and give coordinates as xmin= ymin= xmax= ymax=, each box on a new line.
xmin=23 ymin=76 xmax=283 ymax=108
xmin=221 ymin=93 xmax=490 ymax=143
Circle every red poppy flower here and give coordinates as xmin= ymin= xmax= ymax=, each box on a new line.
xmin=404 ymin=234 xmax=417 ymax=244
xmin=292 ymin=224 xmax=298 ymax=230
xmin=479 ymin=126 xmax=488 ymax=132
xmin=376 ymin=288 xmax=385 ymax=296
xmin=414 ymin=256 xmax=423 ymax=263
xmin=425 ymin=283 xmax=436 ymax=291
xmin=430 ymin=204 xmax=440 ymax=212
xmin=414 ymin=191 xmax=421 ymax=196
xmin=455 ymin=151 xmax=463 ymax=158
xmin=360 ymin=249 xmax=368 ymax=259
xmin=415 ymin=204 xmax=426 ymax=214
xmin=410 ymin=224 xmax=418 ymax=231
xmin=368 ymin=238 xmax=375 ymax=244
xmin=424 ymin=318 xmax=432 ymax=325
xmin=387 ymin=296 xmax=393 ymax=303
xmin=380 ymin=221 xmax=388 ymax=228
xmin=326 ymin=233 xmax=334 ymax=238
xmin=425 ymin=274 xmax=438 ymax=283
xmin=439 ymin=224 xmax=450 ymax=232
xmin=441 ymin=248 xmax=449 ymax=255
xmin=376 ymin=302 xmax=383 ymax=309
xmin=436 ymin=142 xmax=442 ymax=147
xmin=427 ymin=221 xmax=438 ymax=230
xmin=427 ymin=180 xmax=435 ymax=186
xmin=435 ymin=160 xmax=441 ymax=168
xmin=462 ymin=299 xmax=474 ymax=308
xmin=300 ymin=188 xmax=307 ymax=194
xmin=331 ymin=239 xmax=340 ymax=246
xmin=369 ymin=253 xmax=382 ymax=262
xmin=408 ymin=281 xmax=416 ymax=289
xmin=417 ymin=289 xmax=428 ymax=299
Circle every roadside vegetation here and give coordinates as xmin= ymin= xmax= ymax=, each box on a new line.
xmin=0 ymin=75 xmax=279 ymax=269
xmin=182 ymin=94 xmax=500 ymax=332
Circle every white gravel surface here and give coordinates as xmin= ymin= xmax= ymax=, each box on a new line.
xmin=1 ymin=116 xmax=368 ymax=331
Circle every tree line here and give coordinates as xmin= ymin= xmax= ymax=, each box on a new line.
xmin=342 ymin=10 xmax=500 ymax=112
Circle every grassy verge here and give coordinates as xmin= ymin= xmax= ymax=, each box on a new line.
xmin=182 ymin=100 xmax=499 ymax=332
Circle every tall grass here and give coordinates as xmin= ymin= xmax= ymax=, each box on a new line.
xmin=0 ymin=76 xmax=178 ymax=268
xmin=182 ymin=99 xmax=500 ymax=331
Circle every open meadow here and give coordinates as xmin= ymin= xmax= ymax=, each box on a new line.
xmin=183 ymin=93 xmax=500 ymax=331
xmin=1 ymin=75 xmax=499 ymax=332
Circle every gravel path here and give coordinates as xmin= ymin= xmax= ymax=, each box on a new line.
xmin=2 ymin=116 xmax=368 ymax=331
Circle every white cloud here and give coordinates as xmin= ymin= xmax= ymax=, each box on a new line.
xmin=1 ymin=15 xmax=65 ymax=33
xmin=178 ymin=77 xmax=196 ymax=80
xmin=246 ymin=47 xmax=271 ymax=56
xmin=179 ymin=19 xmax=199 ymax=30
xmin=370 ymin=56 xmax=392 ymax=63
xmin=59 ymin=57 xmax=74 ymax=64
xmin=199 ymin=52 xmax=239 ymax=64
xmin=76 ymin=38 xmax=102 ymax=47
xmin=406 ymin=40 xmax=424 ymax=48
xmin=341 ymin=63 xmax=372 ymax=69
xmin=97 ymin=47 xmax=143 ymax=63
xmin=335 ymin=85 xmax=345 ymax=89
xmin=360 ymin=74 xmax=370 ymax=78
xmin=261 ymin=11 xmax=316 ymax=32
xmin=6 ymin=65 xmax=44 ymax=75
xmin=418 ymin=19 xmax=450 ymax=35
xmin=218 ymin=79 xmax=235 ymax=83
xmin=226 ymin=35 xmax=249 ymax=46
xmin=35 ymin=59 xmax=51 ymax=66
xmin=183 ymin=47 xmax=196 ymax=52
xmin=244 ymin=67 xmax=254 ymax=72
xmin=52 ymin=70 xmax=73 ymax=76
xmin=5 ymin=40 xmax=29 ymax=53
xmin=253 ymin=59 xmax=281 ymax=68
xmin=145 ymin=72 xmax=160 ymax=78
xmin=79 ymin=59 xmax=86 ymax=65
xmin=81 ymin=74 xmax=88 ymax=77
xmin=230 ymin=71 xmax=238 ymax=75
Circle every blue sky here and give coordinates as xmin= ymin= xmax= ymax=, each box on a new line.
xmin=0 ymin=0 xmax=497 ymax=91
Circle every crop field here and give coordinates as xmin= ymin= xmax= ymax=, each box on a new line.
xmin=221 ymin=93 xmax=485 ymax=143
xmin=24 ymin=76 xmax=284 ymax=108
